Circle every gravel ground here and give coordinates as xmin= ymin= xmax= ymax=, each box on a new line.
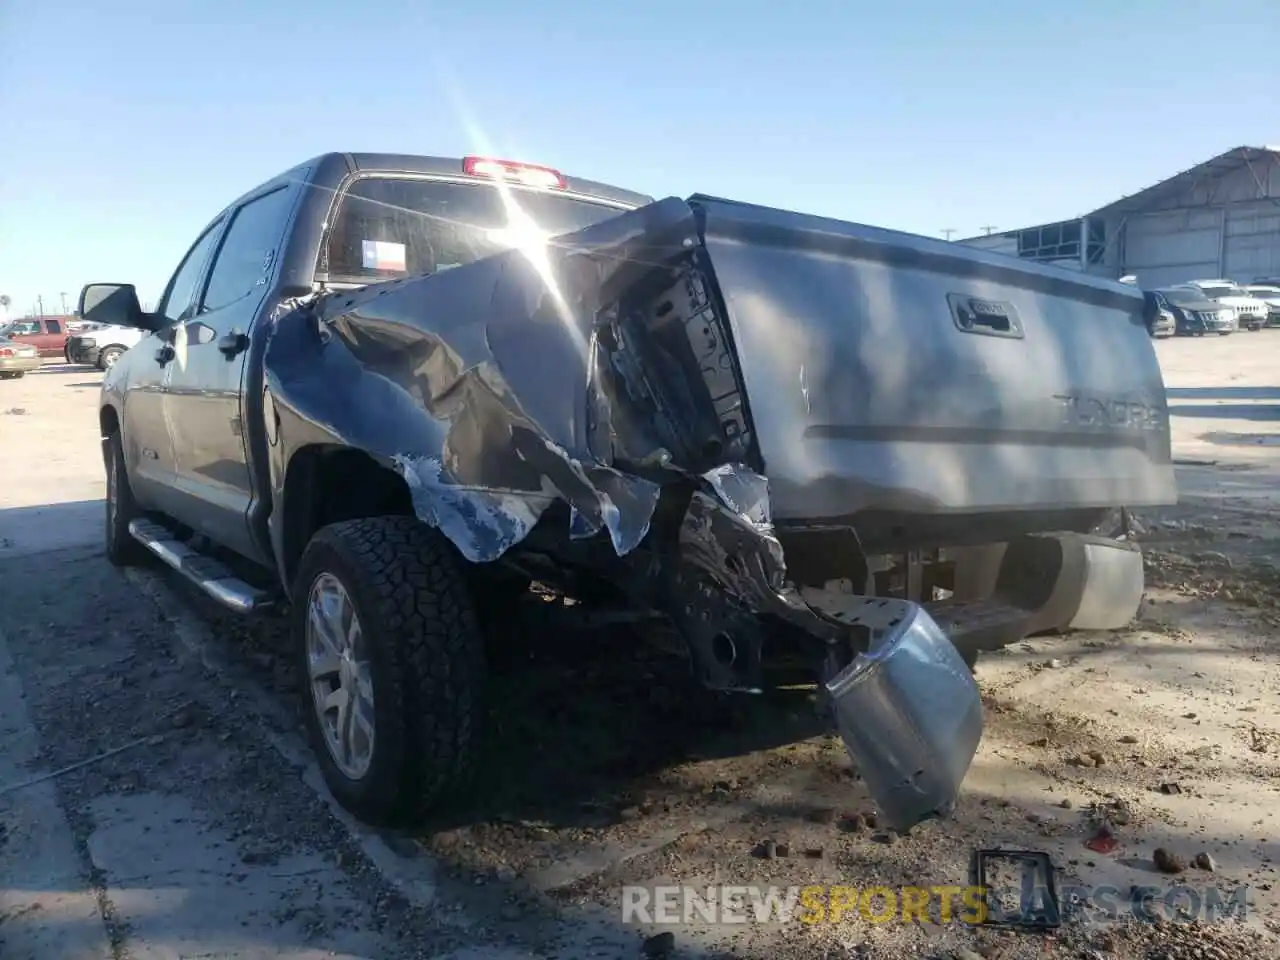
xmin=1 ymin=331 xmax=1278 ymax=959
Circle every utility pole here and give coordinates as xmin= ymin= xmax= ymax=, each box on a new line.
xmin=60 ymin=291 xmax=69 ymax=314
xmin=981 ymin=225 xmax=998 ymax=236
xmin=36 ymin=295 xmax=45 ymax=317
xmin=941 ymin=229 xmax=956 ymax=241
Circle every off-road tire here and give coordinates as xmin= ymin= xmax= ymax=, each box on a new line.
xmin=98 ymin=346 xmax=125 ymax=370
xmin=293 ymin=516 xmax=486 ymax=826
xmin=104 ymin=431 xmax=149 ymax=566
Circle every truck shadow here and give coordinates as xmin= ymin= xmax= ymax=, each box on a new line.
xmin=1196 ymin=430 xmax=1280 ymax=449
xmin=1167 ymin=403 xmax=1279 ymax=421
xmin=32 ymin=362 xmax=95 ymax=376
xmin=1165 ymin=386 xmax=1280 ymax=401
xmin=463 ymin=604 xmax=832 ymax=828
xmin=196 ymin=586 xmax=833 ymax=835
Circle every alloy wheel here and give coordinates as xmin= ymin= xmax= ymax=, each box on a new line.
xmin=305 ymin=573 xmax=377 ymax=779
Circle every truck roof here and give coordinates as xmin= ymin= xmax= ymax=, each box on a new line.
xmin=247 ymin=152 xmax=654 ymax=213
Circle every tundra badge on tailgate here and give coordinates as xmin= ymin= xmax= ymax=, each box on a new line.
xmin=1053 ymin=392 xmax=1165 ymax=432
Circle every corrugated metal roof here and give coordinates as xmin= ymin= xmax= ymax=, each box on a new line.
xmin=958 ymin=145 xmax=1280 ymax=242
xmin=1085 ymin=145 xmax=1280 ymax=218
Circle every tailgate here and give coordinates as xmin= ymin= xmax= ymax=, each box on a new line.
xmin=690 ymin=196 xmax=1177 ymax=530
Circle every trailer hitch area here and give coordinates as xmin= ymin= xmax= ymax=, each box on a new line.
xmin=663 ymin=480 xmax=983 ymax=833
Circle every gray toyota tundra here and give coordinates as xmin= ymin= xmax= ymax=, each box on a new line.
xmin=81 ymin=152 xmax=1176 ymax=832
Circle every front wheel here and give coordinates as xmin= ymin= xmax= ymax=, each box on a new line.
xmin=293 ymin=516 xmax=486 ymax=826
xmin=98 ymin=346 xmax=124 ymax=370
xmin=104 ymin=431 xmax=149 ymax=566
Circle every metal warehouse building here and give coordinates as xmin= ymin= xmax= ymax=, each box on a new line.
xmin=959 ymin=145 xmax=1280 ymax=288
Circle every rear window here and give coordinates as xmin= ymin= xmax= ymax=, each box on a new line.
xmin=321 ymin=177 xmax=630 ymax=282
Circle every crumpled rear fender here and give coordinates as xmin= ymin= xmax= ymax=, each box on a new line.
xmin=263 ymin=197 xmax=735 ymax=565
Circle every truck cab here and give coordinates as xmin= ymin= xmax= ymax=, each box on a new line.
xmin=86 ymin=153 xmax=651 ymax=566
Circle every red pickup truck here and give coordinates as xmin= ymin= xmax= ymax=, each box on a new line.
xmin=0 ymin=316 xmax=73 ymax=359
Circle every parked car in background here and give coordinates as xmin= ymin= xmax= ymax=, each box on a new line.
xmin=1142 ymin=290 xmax=1176 ymax=338
xmin=0 ymin=316 xmax=70 ymax=357
xmin=65 ymin=323 xmax=148 ymax=370
xmin=0 ymin=334 xmax=43 ymax=378
xmin=1185 ymin=279 xmax=1267 ymax=331
xmin=1157 ymin=286 xmax=1236 ymax=336
xmin=1244 ymin=285 xmax=1280 ymax=327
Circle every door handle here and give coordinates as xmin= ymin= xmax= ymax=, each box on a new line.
xmin=218 ymin=330 xmax=250 ymax=358
xmin=155 ymin=344 xmax=176 ymax=366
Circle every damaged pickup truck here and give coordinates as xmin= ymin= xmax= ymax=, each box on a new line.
xmin=82 ymin=152 xmax=1177 ymax=831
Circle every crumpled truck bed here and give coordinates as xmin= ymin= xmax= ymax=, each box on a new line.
xmin=259 ymin=194 xmax=1176 ymax=831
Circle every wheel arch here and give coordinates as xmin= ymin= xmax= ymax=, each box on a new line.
xmin=100 ymin=403 xmax=120 ymax=438
xmin=280 ymin=444 xmax=416 ymax=594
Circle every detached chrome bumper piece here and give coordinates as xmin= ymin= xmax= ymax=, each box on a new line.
xmin=813 ymin=532 xmax=1145 ymax=833
xmin=823 ymin=600 xmax=983 ymax=833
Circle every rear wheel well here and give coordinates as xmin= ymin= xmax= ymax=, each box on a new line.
xmin=281 ymin=446 xmax=415 ymax=592
xmin=100 ymin=405 xmax=120 ymax=438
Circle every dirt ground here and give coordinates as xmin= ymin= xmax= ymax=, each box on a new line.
xmin=1 ymin=331 xmax=1278 ymax=960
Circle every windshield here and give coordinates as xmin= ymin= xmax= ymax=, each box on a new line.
xmin=1248 ymin=286 xmax=1280 ymax=297
xmin=1158 ymin=287 xmax=1206 ymax=306
xmin=1197 ymin=284 xmax=1245 ymax=299
xmin=322 ymin=177 xmax=632 ymax=283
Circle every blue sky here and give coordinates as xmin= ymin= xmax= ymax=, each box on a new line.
xmin=2 ymin=0 xmax=1276 ymax=314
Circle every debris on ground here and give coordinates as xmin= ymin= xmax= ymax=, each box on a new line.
xmin=1085 ymin=822 xmax=1119 ymax=855
xmin=1193 ymin=851 xmax=1217 ymax=872
xmin=1152 ymin=847 xmax=1186 ymax=874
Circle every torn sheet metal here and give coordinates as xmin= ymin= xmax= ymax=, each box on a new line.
xmin=661 ymin=463 xmax=842 ymax=694
xmin=262 ymin=198 xmax=700 ymax=564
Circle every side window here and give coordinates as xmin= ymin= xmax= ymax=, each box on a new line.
xmin=157 ymin=224 xmax=223 ymax=326
xmin=46 ymin=319 xmax=62 ymax=334
xmin=200 ymin=187 xmax=294 ymax=314
xmin=8 ymin=321 xmax=38 ymax=335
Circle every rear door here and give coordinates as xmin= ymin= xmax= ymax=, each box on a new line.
xmin=162 ymin=183 xmax=297 ymax=563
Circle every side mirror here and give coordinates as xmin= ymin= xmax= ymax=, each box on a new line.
xmin=77 ymin=283 xmax=158 ymax=331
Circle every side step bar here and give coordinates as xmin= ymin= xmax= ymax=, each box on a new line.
xmin=128 ymin=518 xmax=275 ymax=614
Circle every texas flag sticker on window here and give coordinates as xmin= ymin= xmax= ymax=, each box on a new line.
xmin=361 ymin=240 xmax=407 ymax=272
